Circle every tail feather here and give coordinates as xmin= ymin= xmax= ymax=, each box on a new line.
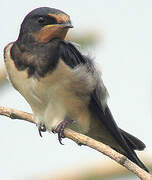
xmin=125 ymin=151 xmax=149 ymax=172
xmin=119 ymin=128 xmax=146 ymax=151
xmin=101 ymin=107 xmax=149 ymax=172
xmin=89 ymin=96 xmax=149 ymax=172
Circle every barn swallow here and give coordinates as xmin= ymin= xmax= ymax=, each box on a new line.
xmin=4 ymin=7 xmax=149 ymax=172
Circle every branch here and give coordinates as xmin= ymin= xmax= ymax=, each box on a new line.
xmin=0 ymin=106 xmax=151 ymax=180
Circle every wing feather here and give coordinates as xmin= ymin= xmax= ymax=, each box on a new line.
xmin=59 ymin=41 xmax=148 ymax=172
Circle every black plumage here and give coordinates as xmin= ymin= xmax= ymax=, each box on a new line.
xmin=4 ymin=7 xmax=149 ymax=173
xmin=59 ymin=41 xmax=149 ymax=172
xmin=10 ymin=39 xmax=61 ymax=77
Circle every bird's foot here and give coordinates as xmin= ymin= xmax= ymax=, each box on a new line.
xmin=38 ymin=123 xmax=46 ymax=137
xmin=52 ymin=119 xmax=74 ymax=145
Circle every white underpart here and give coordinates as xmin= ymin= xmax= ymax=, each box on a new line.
xmin=4 ymin=42 xmax=108 ymax=134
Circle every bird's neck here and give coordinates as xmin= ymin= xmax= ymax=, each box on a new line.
xmin=10 ymin=38 xmax=61 ymax=78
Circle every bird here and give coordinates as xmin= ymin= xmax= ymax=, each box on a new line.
xmin=4 ymin=7 xmax=149 ymax=172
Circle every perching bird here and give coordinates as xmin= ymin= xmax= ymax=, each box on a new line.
xmin=4 ymin=7 xmax=149 ymax=172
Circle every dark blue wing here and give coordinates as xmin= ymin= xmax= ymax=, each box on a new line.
xmin=59 ymin=41 xmax=148 ymax=172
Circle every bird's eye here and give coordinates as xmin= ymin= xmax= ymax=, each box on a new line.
xmin=38 ymin=17 xmax=45 ymax=24
xmin=37 ymin=16 xmax=57 ymax=26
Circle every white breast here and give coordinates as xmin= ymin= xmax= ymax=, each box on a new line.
xmin=4 ymin=43 xmax=94 ymax=133
xmin=4 ymin=43 xmax=66 ymax=130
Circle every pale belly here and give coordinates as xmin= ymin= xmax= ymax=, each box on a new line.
xmin=17 ymin=78 xmax=90 ymax=133
xmin=5 ymin=64 xmax=90 ymax=133
xmin=4 ymin=43 xmax=91 ymax=133
xmin=8 ymin=73 xmax=68 ymax=131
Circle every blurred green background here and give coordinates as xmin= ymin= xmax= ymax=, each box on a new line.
xmin=0 ymin=0 xmax=152 ymax=179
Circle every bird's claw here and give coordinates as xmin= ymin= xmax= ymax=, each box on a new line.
xmin=53 ymin=119 xmax=74 ymax=145
xmin=38 ymin=123 xmax=46 ymax=137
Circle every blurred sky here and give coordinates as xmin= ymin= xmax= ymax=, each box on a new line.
xmin=0 ymin=0 xmax=152 ymax=180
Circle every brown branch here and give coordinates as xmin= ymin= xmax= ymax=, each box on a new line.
xmin=0 ymin=106 xmax=151 ymax=180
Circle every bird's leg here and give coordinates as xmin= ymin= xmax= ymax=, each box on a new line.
xmin=38 ymin=123 xmax=46 ymax=137
xmin=52 ymin=119 xmax=74 ymax=145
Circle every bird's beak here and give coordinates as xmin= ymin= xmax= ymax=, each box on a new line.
xmin=61 ymin=21 xmax=73 ymax=28
xmin=44 ymin=21 xmax=73 ymax=29
xmin=34 ymin=21 xmax=73 ymax=43
xmin=47 ymin=13 xmax=73 ymax=28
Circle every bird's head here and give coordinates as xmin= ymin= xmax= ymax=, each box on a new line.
xmin=18 ymin=7 xmax=73 ymax=43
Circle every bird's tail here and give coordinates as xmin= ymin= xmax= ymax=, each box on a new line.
xmin=119 ymin=128 xmax=146 ymax=151
xmin=88 ymin=96 xmax=149 ymax=172
xmin=104 ymin=107 xmax=149 ymax=172
xmin=119 ymin=128 xmax=149 ymax=172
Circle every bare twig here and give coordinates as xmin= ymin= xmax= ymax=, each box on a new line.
xmin=0 ymin=106 xmax=151 ymax=180
xmin=0 ymin=106 xmax=33 ymax=123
